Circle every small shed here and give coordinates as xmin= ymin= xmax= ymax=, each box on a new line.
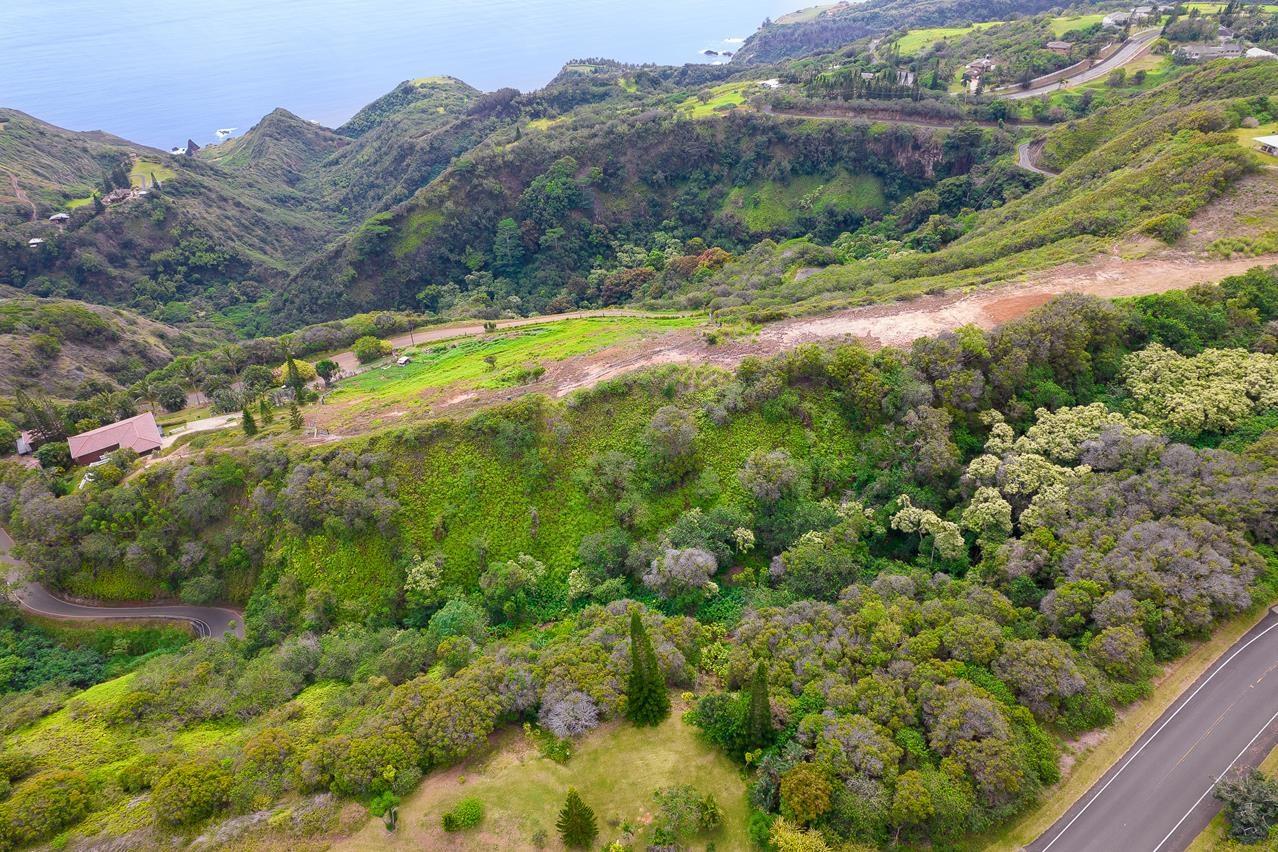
xmin=1254 ymin=135 xmax=1278 ymax=157
xmin=396 ymin=356 xmax=412 ymax=366
xmin=48 ymin=212 xmax=70 ymax=223
xmin=16 ymin=431 xmax=34 ymax=455
xmin=27 ymin=238 xmax=44 ymax=248
xmin=1046 ymin=41 xmax=1074 ymax=55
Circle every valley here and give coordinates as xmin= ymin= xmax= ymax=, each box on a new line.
xmin=2 ymin=1 xmax=1278 ymax=850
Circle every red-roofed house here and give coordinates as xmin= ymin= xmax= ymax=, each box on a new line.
xmin=67 ymin=413 xmax=163 ymax=465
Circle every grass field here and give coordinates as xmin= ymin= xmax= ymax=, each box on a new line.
xmin=1184 ymin=1 xmax=1278 ymax=11
xmin=721 ymin=169 xmax=885 ymax=234
xmin=1049 ymin=13 xmax=1106 ymax=35
xmin=130 ymin=159 xmax=176 ymax=188
xmin=327 ymin=316 xmax=699 ymax=414
xmin=678 ymin=81 xmax=758 ymax=117
xmin=894 ymin=21 xmax=1003 ymax=55
xmin=1236 ymin=121 xmax=1278 ymax=155
xmin=776 ymin=4 xmax=838 ymax=24
xmin=337 ymin=703 xmax=750 ymax=850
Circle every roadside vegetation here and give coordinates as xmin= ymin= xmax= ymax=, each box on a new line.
xmin=0 ymin=265 xmax=1276 ymax=848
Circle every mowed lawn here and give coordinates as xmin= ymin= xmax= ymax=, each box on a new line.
xmin=337 ymin=706 xmax=750 ymax=850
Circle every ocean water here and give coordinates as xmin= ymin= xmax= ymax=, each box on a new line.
xmin=0 ymin=0 xmax=796 ymax=149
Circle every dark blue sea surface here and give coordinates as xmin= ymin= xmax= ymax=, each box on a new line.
xmin=0 ymin=0 xmax=797 ymax=148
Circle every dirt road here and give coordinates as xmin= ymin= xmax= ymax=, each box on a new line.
xmin=317 ymin=251 xmax=1278 ymax=431
xmin=5 ymin=170 xmax=36 ymax=222
xmin=328 ymin=310 xmax=687 ymax=373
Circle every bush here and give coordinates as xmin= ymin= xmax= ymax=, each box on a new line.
xmin=1140 ymin=213 xmax=1189 ymax=245
xmin=1215 ymin=770 xmax=1278 ymax=843
xmin=151 ymin=758 xmax=233 ymax=826
xmin=0 ymin=769 xmax=92 ymax=845
xmin=353 ymin=336 xmax=392 ymax=364
xmin=442 ymin=797 xmax=485 ymax=831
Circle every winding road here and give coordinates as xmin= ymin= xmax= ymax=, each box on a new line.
xmin=1017 ymin=140 xmax=1057 ymax=177
xmin=5 ymin=170 xmax=37 ymax=222
xmin=1031 ymin=607 xmax=1278 ymax=852
xmin=1 ymin=529 xmax=242 ymax=639
xmin=1002 ymin=29 xmax=1162 ymax=100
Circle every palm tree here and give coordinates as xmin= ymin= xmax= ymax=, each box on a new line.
xmin=132 ymin=377 xmax=160 ymax=414
xmin=219 ymin=345 xmax=246 ymax=383
xmin=177 ymin=358 xmax=205 ymax=406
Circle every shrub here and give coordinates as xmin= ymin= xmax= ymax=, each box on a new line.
xmin=151 ymin=758 xmax=233 ymax=826
xmin=442 ymin=797 xmax=485 ymax=831
xmin=353 ymin=336 xmax=392 ymax=364
xmin=0 ymin=769 xmax=92 ymax=845
xmin=1140 ymin=213 xmax=1189 ymax=245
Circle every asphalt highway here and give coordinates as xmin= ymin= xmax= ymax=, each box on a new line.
xmin=1 ymin=528 xmax=243 ymax=639
xmin=1030 ymin=607 xmax=1278 ymax=852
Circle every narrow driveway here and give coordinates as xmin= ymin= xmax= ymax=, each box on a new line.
xmin=1 ymin=529 xmax=243 ymax=639
xmin=1030 ymin=607 xmax=1278 ymax=852
xmin=1002 ymin=29 xmax=1161 ymax=99
xmin=160 ymin=412 xmax=239 ymax=448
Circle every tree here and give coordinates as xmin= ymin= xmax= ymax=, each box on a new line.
xmin=258 ymin=397 xmax=274 ymax=425
xmin=176 ymin=358 xmax=205 ymax=404
xmin=780 ymin=763 xmax=833 ymax=825
xmin=1215 ymin=771 xmax=1278 ymax=844
xmin=646 ymin=405 xmax=698 ymax=482
xmin=626 ymin=610 xmax=670 ymax=726
xmin=14 ymin=389 xmax=67 ymax=443
xmin=353 ymin=335 xmax=391 ymax=364
xmin=154 ymin=381 xmax=186 ymax=413
xmin=557 ymin=788 xmax=598 ymax=849
xmin=241 ymin=408 xmax=258 ymax=436
xmin=744 ymin=662 xmax=773 ymax=753
xmin=133 ymin=377 xmax=161 ymax=414
xmin=285 ymin=357 xmax=307 ymax=397
xmin=315 ymin=359 xmax=338 ymax=388
xmin=34 ymin=441 xmax=71 ymax=471
xmin=289 ymin=403 xmax=304 ymax=431
xmin=890 ymin=769 xmax=934 ymax=842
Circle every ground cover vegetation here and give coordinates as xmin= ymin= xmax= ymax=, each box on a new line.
xmin=0 ymin=266 xmax=1275 ymax=848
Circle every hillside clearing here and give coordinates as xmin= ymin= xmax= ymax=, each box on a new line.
xmin=335 ymin=706 xmax=749 ymax=851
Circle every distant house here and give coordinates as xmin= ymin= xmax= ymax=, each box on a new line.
xmin=1254 ymin=135 xmax=1278 ymax=157
xmin=27 ymin=238 xmax=44 ymax=249
xmin=16 ymin=431 xmax=34 ymax=455
xmin=1176 ymin=42 xmax=1245 ymax=61
xmin=48 ymin=212 xmax=70 ymax=223
xmin=67 ymin=412 xmax=162 ymax=465
xmin=1245 ymin=47 xmax=1278 ymax=59
xmin=1103 ymin=11 xmax=1131 ymax=27
xmin=1046 ymin=41 xmax=1074 ymax=55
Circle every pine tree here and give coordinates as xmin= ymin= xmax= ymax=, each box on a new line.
xmin=285 ymin=357 xmax=306 ymax=398
xmin=289 ymin=403 xmax=304 ymax=431
xmin=241 ymin=408 xmax=257 ymax=436
xmin=556 ymin=788 xmax=598 ymax=849
xmin=743 ymin=661 xmax=774 ymax=753
xmin=626 ymin=610 xmax=670 ymax=726
xmin=258 ymin=397 xmax=274 ymax=425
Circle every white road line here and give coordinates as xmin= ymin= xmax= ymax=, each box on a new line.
xmin=1039 ymin=617 xmax=1278 ymax=852
xmin=1149 ymin=707 xmax=1278 ymax=852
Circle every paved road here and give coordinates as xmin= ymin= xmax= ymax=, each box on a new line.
xmin=1 ymin=529 xmax=243 ymax=639
xmin=160 ymin=412 xmax=240 ymax=448
xmin=1030 ymin=608 xmax=1278 ymax=852
xmin=1003 ymin=29 xmax=1161 ymax=100
xmin=1017 ymin=141 xmax=1057 ymax=177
